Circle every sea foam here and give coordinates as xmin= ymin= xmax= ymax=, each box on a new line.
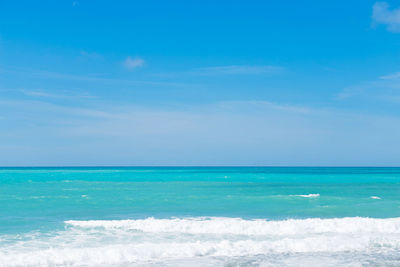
xmin=66 ymin=216 xmax=400 ymax=235
xmin=294 ymin=193 xmax=320 ymax=198
xmin=1 ymin=217 xmax=400 ymax=266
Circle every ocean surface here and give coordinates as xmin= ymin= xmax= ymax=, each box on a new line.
xmin=1 ymin=167 xmax=400 ymax=266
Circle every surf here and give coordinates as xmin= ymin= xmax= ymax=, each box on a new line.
xmin=2 ymin=217 xmax=400 ymax=266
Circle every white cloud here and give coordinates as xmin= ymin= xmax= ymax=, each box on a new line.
xmin=124 ymin=57 xmax=145 ymax=69
xmin=194 ymin=65 xmax=282 ymax=75
xmin=4 ymin=66 xmax=189 ymax=88
xmin=151 ymin=65 xmax=283 ymax=78
xmin=372 ymin=2 xmax=400 ymax=32
xmin=336 ymin=71 xmax=400 ymax=102
xmin=2 ymin=98 xmax=400 ymax=166
xmin=215 ymin=100 xmax=311 ymax=114
xmin=79 ymin=50 xmax=103 ymax=60
xmin=20 ymin=89 xmax=94 ymax=99
xmin=379 ymin=71 xmax=400 ymax=80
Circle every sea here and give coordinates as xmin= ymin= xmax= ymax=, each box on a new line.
xmin=1 ymin=167 xmax=400 ymax=266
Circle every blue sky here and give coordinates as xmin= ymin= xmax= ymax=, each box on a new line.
xmin=1 ymin=0 xmax=400 ymax=166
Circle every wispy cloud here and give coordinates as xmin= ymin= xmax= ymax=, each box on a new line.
xmin=379 ymin=71 xmax=400 ymax=80
xmin=2 ymin=98 xmax=400 ymax=166
xmin=1 ymin=65 xmax=193 ymax=88
xmin=372 ymin=2 xmax=400 ymax=32
xmin=216 ymin=100 xmax=312 ymax=114
xmin=194 ymin=65 xmax=283 ymax=75
xmin=336 ymin=85 xmax=367 ymax=100
xmin=152 ymin=65 xmax=284 ymax=78
xmin=21 ymin=90 xmax=62 ymax=98
xmin=336 ymin=71 xmax=400 ymax=103
xmin=20 ymin=89 xmax=94 ymax=99
xmin=124 ymin=57 xmax=145 ymax=69
xmin=79 ymin=50 xmax=103 ymax=60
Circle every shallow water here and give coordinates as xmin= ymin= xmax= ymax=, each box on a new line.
xmin=1 ymin=167 xmax=400 ymax=266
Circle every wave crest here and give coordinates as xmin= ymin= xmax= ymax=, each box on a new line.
xmin=66 ymin=216 xmax=400 ymax=235
xmin=2 ymin=217 xmax=400 ymax=266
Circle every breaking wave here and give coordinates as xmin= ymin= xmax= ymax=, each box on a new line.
xmin=294 ymin=193 xmax=320 ymax=198
xmin=1 ymin=217 xmax=400 ymax=266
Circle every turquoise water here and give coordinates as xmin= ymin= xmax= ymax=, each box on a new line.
xmin=1 ymin=167 xmax=400 ymax=266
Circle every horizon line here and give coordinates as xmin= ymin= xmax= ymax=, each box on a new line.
xmin=1 ymin=165 xmax=400 ymax=168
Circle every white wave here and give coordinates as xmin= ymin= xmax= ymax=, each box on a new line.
xmin=294 ymin=193 xmax=320 ymax=198
xmin=65 ymin=216 xmax=400 ymax=235
xmin=371 ymin=196 xmax=381 ymax=199
xmin=2 ymin=217 xmax=400 ymax=266
xmin=2 ymin=238 xmax=398 ymax=266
